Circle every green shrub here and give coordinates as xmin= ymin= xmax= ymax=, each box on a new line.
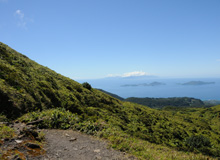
xmin=0 ymin=114 xmax=8 ymax=122
xmin=0 ymin=124 xmax=15 ymax=139
xmin=19 ymin=108 xmax=79 ymax=129
xmin=185 ymin=135 xmax=212 ymax=155
xmin=73 ymin=119 xmax=108 ymax=135
xmin=82 ymin=82 xmax=92 ymax=90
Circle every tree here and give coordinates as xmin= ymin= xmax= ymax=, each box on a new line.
xmin=82 ymin=82 xmax=92 ymax=90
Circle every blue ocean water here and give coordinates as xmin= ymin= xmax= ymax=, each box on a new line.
xmin=78 ymin=78 xmax=220 ymax=100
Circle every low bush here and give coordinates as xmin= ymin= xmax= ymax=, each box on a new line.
xmin=19 ymin=108 xmax=79 ymax=129
xmin=0 ymin=124 xmax=15 ymax=139
xmin=82 ymin=82 xmax=92 ymax=90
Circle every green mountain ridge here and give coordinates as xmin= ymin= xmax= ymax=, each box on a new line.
xmin=1 ymin=42 xmax=220 ymax=159
xmin=0 ymin=42 xmax=122 ymax=119
xmin=125 ymin=97 xmax=205 ymax=109
xmin=97 ymin=89 xmax=206 ymax=108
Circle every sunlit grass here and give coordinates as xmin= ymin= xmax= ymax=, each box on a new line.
xmin=18 ymin=108 xmax=220 ymax=160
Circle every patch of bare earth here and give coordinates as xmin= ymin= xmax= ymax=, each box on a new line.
xmin=37 ymin=129 xmax=137 ymax=160
xmin=1 ymin=122 xmax=137 ymax=160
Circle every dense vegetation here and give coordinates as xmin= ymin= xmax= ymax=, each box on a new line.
xmin=98 ymin=89 xmax=207 ymax=109
xmin=125 ymin=97 xmax=205 ymax=109
xmin=1 ymin=42 xmax=220 ymax=159
xmin=0 ymin=42 xmax=121 ymax=119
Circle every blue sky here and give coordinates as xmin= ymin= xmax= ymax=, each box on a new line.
xmin=1 ymin=0 xmax=220 ymax=79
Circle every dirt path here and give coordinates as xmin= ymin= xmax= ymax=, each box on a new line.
xmin=38 ymin=129 xmax=137 ymax=160
xmin=1 ymin=123 xmax=137 ymax=160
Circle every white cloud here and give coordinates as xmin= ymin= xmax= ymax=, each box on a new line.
xmin=14 ymin=9 xmax=33 ymax=29
xmin=15 ymin=10 xmax=25 ymax=19
xmin=122 ymin=71 xmax=150 ymax=77
xmin=107 ymin=71 xmax=152 ymax=78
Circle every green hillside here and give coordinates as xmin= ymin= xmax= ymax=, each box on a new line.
xmin=126 ymin=97 xmax=205 ymax=109
xmin=1 ymin=42 xmax=220 ymax=159
xmin=0 ymin=42 xmax=122 ymax=119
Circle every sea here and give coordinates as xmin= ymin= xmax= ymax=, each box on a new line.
xmin=78 ymin=77 xmax=220 ymax=101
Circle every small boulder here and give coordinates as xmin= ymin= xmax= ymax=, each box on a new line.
xmin=94 ymin=149 xmax=101 ymax=153
xmin=69 ymin=137 xmax=77 ymax=142
xmin=25 ymin=142 xmax=41 ymax=149
xmin=15 ymin=140 xmax=23 ymax=144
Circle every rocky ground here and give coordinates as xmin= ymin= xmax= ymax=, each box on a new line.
xmin=38 ymin=129 xmax=136 ymax=160
xmin=0 ymin=122 xmax=45 ymax=160
xmin=0 ymin=122 xmax=137 ymax=160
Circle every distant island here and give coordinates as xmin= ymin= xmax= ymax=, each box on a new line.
xmin=121 ymin=81 xmax=165 ymax=87
xmin=179 ymin=81 xmax=215 ymax=86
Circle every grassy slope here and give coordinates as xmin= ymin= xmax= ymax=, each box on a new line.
xmin=0 ymin=42 xmax=122 ymax=118
xmin=1 ymin=42 xmax=220 ymax=159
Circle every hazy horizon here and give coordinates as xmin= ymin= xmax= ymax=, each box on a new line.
xmin=78 ymin=77 xmax=220 ymax=100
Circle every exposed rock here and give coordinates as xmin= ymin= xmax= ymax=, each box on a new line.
xmin=0 ymin=122 xmax=45 ymax=160
xmin=69 ymin=137 xmax=77 ymax=141
xmin=4 ymin=138 xmax=10 ymax=141
xmin=72 ymin=147 xmax=78 ymax=151
xmin=94 ymin=155 xmax=102 ymax=159
xmin=15 ymin=140 xmax=23 ymax=144
xmin=94 ymin=149 xmax=101 ymax=153
xmin=17 ymin=134 xmax=25 ymax=139
xmin=27 ymin=119 xmax=44 ymax=125
xmin=25 ymin=142 xmax=41 ymax=149
xmin=22 ymin=128 xmax=39 ymax=139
